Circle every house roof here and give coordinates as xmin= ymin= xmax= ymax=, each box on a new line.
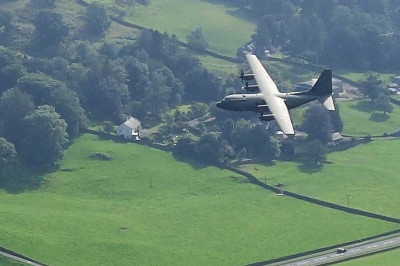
xmin=122 ymin=117 xmax=141 ymax=129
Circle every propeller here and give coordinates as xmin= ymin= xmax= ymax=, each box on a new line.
xmin=239 ymin=69 xmax=245 ymax=82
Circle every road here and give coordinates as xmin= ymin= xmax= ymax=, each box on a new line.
xmin=0 ymin=249 xmax=45 ymax=266
xmin=267 ymin=235 xmax=400 ymax=266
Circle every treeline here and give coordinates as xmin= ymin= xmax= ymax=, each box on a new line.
xmin=227 ymin=0 xmax=400 ymax=71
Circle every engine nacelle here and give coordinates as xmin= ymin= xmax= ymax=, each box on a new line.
xmin=242 ymin=84 xmax=259 ymax=92
xmin=259 ymin=114 xmax=275 ymax=121
xmin=239 ymin=70 xmax=255 ymax=82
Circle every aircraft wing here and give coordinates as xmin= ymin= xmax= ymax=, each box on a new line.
xmin=246 ymin=54 xmax=295 ymax=135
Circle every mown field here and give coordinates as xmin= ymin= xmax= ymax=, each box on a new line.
xmin=341 ymin=248 xmax=400 ymax=265
xmin=125 ymin=0 xmax=256 ymax=57
xmin=241 ymin=138 xmax=400 ymax=218
xmin=0 ymin=134 xmax=398 ymax=265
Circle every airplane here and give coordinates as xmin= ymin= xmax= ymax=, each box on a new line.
xmin=216 ymin=54 xmax=335 ymax=135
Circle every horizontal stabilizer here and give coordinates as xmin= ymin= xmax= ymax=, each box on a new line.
xmin=319 ymin=95 xmax=335 ymax=111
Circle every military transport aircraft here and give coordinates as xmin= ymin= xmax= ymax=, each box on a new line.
xmin=216 ymin=54 xmax=335 ymax=135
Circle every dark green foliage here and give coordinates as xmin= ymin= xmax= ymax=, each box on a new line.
xmin=29 ymin=0 xmax=56 ymax=8
xmin=84 ymin=3 xmax=111 ymax=35
xmin=249 ymin=0 xmax=400 ymax=70
xmin=103 ymin=121 xmax=114 ymax=134
xmin=17 ymin=72 xmax=88 ymax=137
xmin=183 ymin=69 xmax=222 ymax=102
xmin=82 ymin=73 xmax=129 ymax=120
xmin=33 ymin=11 xmax=68 ymax=46
xmin=303 ymin=139 xmax=327 ymax=166
xmin=21 ymin=105 xmax=68 ymax=167
xmin=360 ymin=74 xmax=384 ymax=101
xmin=0 ymin=137 xmax=17 ymax=179
xmin=0 ymin=88 xmax=35 ymax=147
xmin=374 ymin=94 xmax=393 ymax=114
xmin=0 ymin=10 xmax=14 ymax=41
xmin=0 ymin=46 xmax=26 ymax=93
xmin=301 ymin=105 xmax=333 ymax=144
xmin=99 ymin=42 xmax=119 ymax=59
xmin=195 ymin=133 xmax=227 ymax=164
xmin=186 ymin=27 xmax=209 ymax=50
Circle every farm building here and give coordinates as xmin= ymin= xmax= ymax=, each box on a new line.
xmin=393 ymin=76 xmax=400 ymax=85
xmin=116 ymin=117 xmax=141 ymax=140
xmin=294 ymin=77 xmax=343 ymax=97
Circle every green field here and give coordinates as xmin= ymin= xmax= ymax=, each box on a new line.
xmin=126 ymin=0 xmax=256 ymax=56
xmin=339 ymin=100 xmax=400 ymax=136
xmin=336 ymin=70 xmax=397 ymax=85
xmin=0 ymin=134 xmax=398 ymax=265
xmin=241 ymin=139 xmax=400 ymax=218
xmin=341 ymin=248 xmax=400 ymax=265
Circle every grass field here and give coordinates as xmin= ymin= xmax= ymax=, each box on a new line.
xmin=241 ymin=139 xmax=400 ymax=218
xmin=341 ymin=248 xmax=400 ymax=265
xmin=336 ymin=70 xmax=397 ymax=86
xmin=338 ymin=100 xmax=400 ymax=136
xmin=0 ymin=134 xmax=398 ymax=265
xmin=125 ymin=0 xmax=256 ymax=57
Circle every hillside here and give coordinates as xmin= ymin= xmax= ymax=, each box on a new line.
xmin=0 ymin=134 xmax=398 ymax=265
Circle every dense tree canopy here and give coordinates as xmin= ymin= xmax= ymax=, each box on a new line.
xmin=21 ymin=105 xmax=68 ymax=167
xmin=0 ymin=137 xmax=17 ymax=179
xmin=84 ymin=3 xmax=111 ymax=35
xmin=33 ymin=11 xmax=68 ymax=46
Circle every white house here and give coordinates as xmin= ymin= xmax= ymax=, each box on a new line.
xmin=116 ymin=117 xmax=141 ymax=140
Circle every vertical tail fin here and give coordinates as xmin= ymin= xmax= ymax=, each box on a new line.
xmin=309 ymin=69 xmax=332 ymax=96
xmin=309 ymin=69 xmax=335 ymax=111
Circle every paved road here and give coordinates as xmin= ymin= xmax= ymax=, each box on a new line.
xmin=273 ymin=235 xmax=400 ymax=266
xmin=0 ymin=250 xmax=45 ymax=266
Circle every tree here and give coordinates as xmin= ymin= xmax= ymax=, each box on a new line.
xmin=84 ymin=3 xmax=111 ymax=35
xmin=103 ymin=121 xmax=114 ymax=134
xmin=374 ymin=94 xmax=393 ymax=115
xmin=17 ymin=72 xmax=88 ymax=137
xmin=303 ymin=139 xmax=327 ymax=166
xmin=33 ymin=11 xmax=69 ymax=46
xmin=186 ymin=27 xmax=209 ymax=50
xmin=21 ymin=105 xmax=68 ymax=167
xmin=360 ymin=73 xmax=384 ymax=101
xmin=0 ymin=88 xmax=35 ymax=147
xmin=301 ymin=105 xmax=333 ymax=144
xmin=0 ymin=138 xmax=17 ymax=179
xmin=0 ymin=46 xmax=26 ymax=93
xmin=0 ymin=10 xmax=14 ymax=42
xmin=195 ymin=133 xmax=227 ymax=164
xmin=29 ymin=0 xmax=56 ymax=8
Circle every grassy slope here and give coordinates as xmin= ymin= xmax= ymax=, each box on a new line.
xmin=340 ymin=248 xmax=400 ymax=265
xmin=125 ymin=0 xmax=256 ymax=57
xmin=0 ymin=134 xmax=398 ymax=265
xmin=241 ymin=139 xmax=400 ymax=218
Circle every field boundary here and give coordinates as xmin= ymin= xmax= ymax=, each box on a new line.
xmin=226 ymin=165 xmax=400 ymax=224
xmin=75 ymin=0 xmax=239 ymax=62
xmin=83 ymin=130 xmax=400 ymax=224
xmin=245 ymin=230 xmax=400 ymax=266
xmin=0 ymin=246 xmax=47 ymax=266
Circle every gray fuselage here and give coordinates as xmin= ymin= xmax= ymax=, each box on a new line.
xmin=216 ymin=92 xmax=317 ymax=114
